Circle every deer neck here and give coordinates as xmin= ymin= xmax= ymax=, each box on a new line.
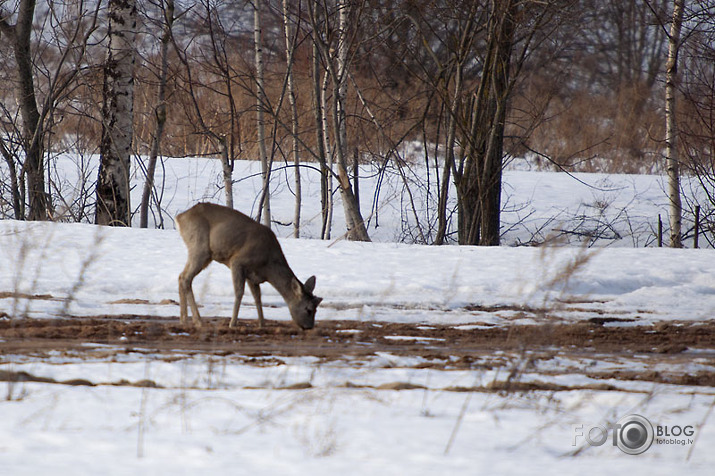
xmin=265 ymin=263 xmax=301 ymax=306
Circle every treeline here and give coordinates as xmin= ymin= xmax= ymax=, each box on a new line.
xmin=0 ymin=0 xmax=714 ymax=245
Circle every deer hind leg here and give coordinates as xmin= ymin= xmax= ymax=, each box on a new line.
xmin=247 ymin=281 xmax=265 ymax=328
xmin=229 ymin=260 xmax=246 ymax=328
xmin=179 ymin=251 xmax=210 ymax=327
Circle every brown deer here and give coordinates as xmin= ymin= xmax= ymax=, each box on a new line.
xmin=176 ymin=202 xmax=322 ymax=329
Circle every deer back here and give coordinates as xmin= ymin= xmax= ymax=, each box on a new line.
xmin=178 ymin=202 xmax=287 ymax=270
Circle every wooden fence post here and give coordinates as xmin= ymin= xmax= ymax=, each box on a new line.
xmin=694 ymin=205 xmax=700 ymax=249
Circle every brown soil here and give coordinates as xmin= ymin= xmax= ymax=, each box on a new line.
xmin=1 ymin=315 xmax=714 ymax=389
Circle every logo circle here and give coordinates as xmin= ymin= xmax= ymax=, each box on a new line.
xmin=616 ymin=414 xmax=654 ymax=455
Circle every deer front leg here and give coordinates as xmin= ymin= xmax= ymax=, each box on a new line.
xmin=229 ymin=261 xmax=246 ymax=328
xmin=247 ymin=281 xmax=265 ymax=328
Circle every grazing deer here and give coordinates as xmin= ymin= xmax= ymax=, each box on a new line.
xmin=176 ymin=202 xmax=322 ymax=329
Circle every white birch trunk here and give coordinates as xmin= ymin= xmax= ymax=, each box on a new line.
xmin=254 ymin=0 xmax=271 ymax=227
xmin=310 ymin=9 xmax=331 ymax=240
xmin=220 ymin=136 xmax=234 ymax=209
xmin=321 ymin=70 xmax=334 ymax=239
xmin=283 ymin=0 xmax=301 ymax=238
xmin=333 ymin=0 xmax=370 ymax=241
xmin=665 ymin=0 xmax=684 ymax=248
xmin=96 ymin=0 xmax=137 ymax=226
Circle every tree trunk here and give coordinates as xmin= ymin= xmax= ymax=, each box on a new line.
xmin=0 ymin=140 xmax=23 ymax=219
xmin=333 ymin=0 xmax=370 ymax=241
xmin=2 ymin=0 xmax=49 ymax=221
xmin=308 ymin=0 xmax=335 ymax=239
xmin=96 ymin=0 xmax=137 ymax=227
xmin=435 ymin=56 xmax=464 ymax=245
xmin=312 ymin=24 xmax=330 ymax=239
xmin=322 ymin=70 xmax=335 ymax=239
xmin=140 ymin=0 xmax=174 ymax=229
xmin=456 ymin=0 xmax=515 ymax=246
xmin=254 ymin=0 xmax=271 ymax=227
xmin=283 ymin=0 xmax=301 ymax=238
xmin=665 ymin=0 xmax=684 ymax=248
xmin=220 ymin=136 xmax=234 ymax=208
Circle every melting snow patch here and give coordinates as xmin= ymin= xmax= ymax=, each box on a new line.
xmin=383 ymin=335 xmax=446 ymax=343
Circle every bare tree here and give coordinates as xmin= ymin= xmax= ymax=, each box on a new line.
xmin=254 ymin=0 xmax=271 ymax=227
xmin=426 ymin=4 xmax=481 ymax=245
xmin=308 ymin=0 xmax=370 ymax=241
xmin=673 ymin=2 xmax=715 ymax=246
xmin=579 ymin=1 xmax=668 ymax=98
xmin=310 ymin=1 xmax=331 ymax=238
xmin=457 ymin=0 xmax=520 ymax=246
xmin=334 ymin=0 xmax=370 ymax=241
xmin=405 ymin=0 xmax=516 ymax=246
xmin=310 ymin=1 xmax=337 ymax=237
xmin=140 ymin=0 xmax=175 ymax=228
xmin=665 ymin=0 xmax=684 ymax=247
xmin=310 ymin=1 xmax=334 ymax=239
xmin=5 ymin=0 xmax=709 ymax=251
xmin=283 ymin=0 xmax=301 ymax=238
xmin=0 ymin=0 xmax=48 ymax=220
xmin=400 ymin=0 xmax=575 ymax=245
xmin=1 ymin=0 xmax=101 ymax=221
xmin=169 ymin=0 xmax=238 ymax=208
xmin=96 ymin=0 xmax=138 ymax=226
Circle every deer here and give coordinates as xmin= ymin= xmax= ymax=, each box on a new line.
xmin=176 ymin=202 xmax=322 ymax=330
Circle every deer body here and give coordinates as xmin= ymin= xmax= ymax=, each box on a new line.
xmin=176 ymin=202 xmax=321 ymax=329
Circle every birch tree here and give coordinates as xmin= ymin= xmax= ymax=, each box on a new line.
xmin=307 ymin=0 xmax=369 ymax=241
xmin=665 ymin=0 xmax=684 ymax=248
xmin=334 ymin=0 xmax=370 ymax=241
xmin=254 ymin=0 xmax=271 ymax=227
xmin=283 ymin=0 xmax=301 ymax=237
xmin=96 ymin=0 xmax=137 ymax=226
xmin=309 ymin=0 xmax=332 ymax=239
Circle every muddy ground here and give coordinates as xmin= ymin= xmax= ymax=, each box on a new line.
xmin=1 ymin=314 xmax=714 ymax=389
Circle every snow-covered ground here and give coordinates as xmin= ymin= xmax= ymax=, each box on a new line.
xmin=1 ymin=358 xmax=712 ymax=475
xmin=1 ymin=156 xmax=714 ymax=473
xmin=1 ymin=219 xmax=714 ymax=326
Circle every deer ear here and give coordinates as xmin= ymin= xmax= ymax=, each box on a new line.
xmin=313 ymin=296 xmax=323 ymax=307
xmin=304 ymin=275 xmax=316 ymax=294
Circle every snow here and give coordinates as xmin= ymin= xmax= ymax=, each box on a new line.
xmin=2 ymin=357 xmax=714 ymax=474
xmin=2 ymin=219 xmax=713 ymax=325
xmin=1 ymin=156 xmax=714 ymax=473
xmin=44 ymin=154 xmax=694 ymax=246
